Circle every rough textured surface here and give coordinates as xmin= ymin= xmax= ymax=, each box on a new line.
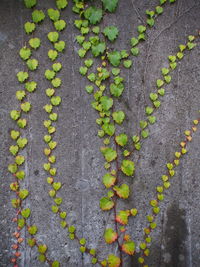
xmin=0 ymin=0 xmax=200 ymax=266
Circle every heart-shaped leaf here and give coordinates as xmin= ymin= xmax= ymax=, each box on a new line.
xmin=110 ymin=83 xmax=124 ymax=97
xmin=112 ymin=111 xmax=125 ymax=124
xmin=102 ymin=123 xmax=115 ymax=136
xmin=103 ymin=26 xmax=119 ymax=42
xmin=158 ymin=88 xmax=165 ymax=96
xmin=21 ymin=102 xmax=31 ymax=113
xmin=108 ymin=51 xmax=121 ymax=67
xmin=103 ymin=173 xmax=116 ymax=188
xmin=148 ymin=116 xmax=156 ymax=124
xmin=60 ymin=211 xmax=67 ymax=219
xmin=51 ymin=78 xmax=61 ymax=88
xmin=24 ymin=22 xmax=36 ymax=34
xmin=164 ymin=75 xmax=171 ymax=83
xmin=29 ymin=37 xmax=41 ymax=49
xmin=121 ymin=160 xmax=135 ymax=176
xmin=46 ymin=88 xmax=55 ymax=97
xmin=102 ymin=0 xmax=119 ymax=12
xmin=155 ymin=6 xmax=163 ymax=14
xmin=24 ymin=0 xmax=37 ymax=8
xmin=56 ymin=0 xmax=68 ymax=10
xmin=92 ymin=42 xmax=106 ymax=57
xmin=85 ymin=85 xmax=94 ymax=94
xmin=139 ymin=120 xmax=148 ymax=129
xmin=116 ymin=210 xmax=130 ymax=225
xmin=9 ymin=145 xmax=19 ymax=156
xmin=25 ymin=81 xmax=37 ymax=92
xmin=156 ymin=79 xmax=164 ymax=88
xmin=141 ymin=129 xmax=149 ymax=138
xmin=54 ymin=20 xmax=66 ymax=31
xmin=17 ymin=71 xmax=29 ymax=83
xmin=49 ymin=113 xmax=58 ymax=121
xmin=44 ymin=104 xmax=53 ymax=113
xmin=10 ymin=110 xmax=21 ymax=120
xmin=17 ymin=137 xmax=28 ymax=148
xmin=187 ymin=42 xmax=196 ymax=50
xmin=168 ymin=55 xmax=176 ymax=62
xmin=123 ymin=60 xmax=132 ymax=68
xmin=79 ymin=66 xmax=88 ymax=76
xmin=19 ymin=189 xmax=29 ymax=199
xmin=19 ymin=47 xmax=31 ymax=60
xmin=84 ymin=6 xmax=103 ymax=25
xmin=11 ymin=130 xmax=20 ymax=140
xmin=147 ymin=18 xmax=155 ymax=27
xmin=47 ymin=8 xmax=60 ymax=21
xmin=16 ymin=90 xmax=26 ymax=101
xmin=100 ymin=197 xmax=114 ymax=211
xmin=53 ymin=182 xmax=61 ymax=191
xmin=52 ymin=261 xmax=60 ymax=267
xmin=122 ymin=241 xmax=135 ymax=255
xmin=100 ymin=147 xmax=117 ymax=162
xmin=28 ymin=238 xmax=36 ymax=247
xmin=82 ymin=41 xmax=91 ymax=51
xmin=21 ymin=208 xmax=31 ymax=218
xmin=45 ymin=70 xmax=56 ymax=80
xmin=48 ymin=32 xmax=59 ymax=43
xmin=51 ymin=96 xmax=61 ymax=106
xmin=8 ymin=164 xmax=17 ymax=174
xmin=145 ymin=106 xmax=154 ymax=115
xmin=15 ymin=155 xmax=25 ymax=165
xmin=137 ymin=25 xmax=146 ymax=33
xmin=17 ymin=118 xmax=27 ymax=128
xmin=104 ymin=228 xmax=118 ymax=244
xmin=32 ymin=10 xmax=45 ymax=23
xmin=52 ymin=63 xmax=62 ymax=72
xmin=113 ymin=184 xmax=130 ymax=199
xmin=16 ymin=170 xmax=25 ymax=180
xmin=115 ymin=134 xmax=128 ymax=147
xmin=26 ymin=58 xmax=38 ymax=70
xmin=54 ymin=40 xmax=65 ymax=52
xmin=84 ymin=59 xmax=93 ymax=68
xmin=170 ymin=62 xmax=177 ymax=70
xmin=100 ymin=96 xmax=113 ymax=111
xmin=28 ymin=225 xmax=38 ymax=235
xmin=38 ymin=244 xmax=47 ymax=254
xmin=49 ymin=141 xmax=57 ymax=150
xmin=48 ymin=49 xmax=58 ymax=61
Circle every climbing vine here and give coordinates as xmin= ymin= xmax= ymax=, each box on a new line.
xmin=6 ymin=0 xmax=199 ymax=266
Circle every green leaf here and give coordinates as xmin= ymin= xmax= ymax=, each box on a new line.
xmin=19 ymin=47 xmax=31 ymax=60
xmin=187 ymin=42 xmax=196 ymax=50
xmin=102 ymin=124 xmax=115 ymax=136
xmin=45 ymin=70 xmax=56 ymax=80
xmin=100 ymin=147 xmax=117 ymax=162
xmin=103 ymin=26 xmax=119 ymax=42
xmin=38 ymin=244 xmax=47 ymax=254
xmin=156 ymin=79 xmax=164 ymax=88
xmin=54 ymin=40 xmax=65 ymax=52
xmin=121 ymin=160 xmax=135 ymax=176
xmin=10 ymin=110 xmax=21 ymax=120
xmin=54 ymin=20 xmax=66 ymax=31
xmin=123 ymin=60 xmax=132 ymax=68
xmin=19 ymin=189 xmax=29 ymax=199
xmin=28 ymin=238 xmax=36 ymax=247
xmin=112 ymin=111 xmax=125 ymax=124
xmin=147 ymin=18 xmax=155 ymax=27
xmin=29 ymin=38 xmax=41 ymax=49
xmin=148 ymin=116 xmax=156 ymax=124
xmin=32 ymin=10 xmax=45 ymax=23
xmin=28 ymin=225 xmax=38 ymax=235
xmin=92 ymin=42 xmax=106 ymax=57
xmin=78 ymin=48 xmax=87 ymax=58
xmin=112 ymin=68 xmax=120 ymax=76
xmin=84 ymin=7 xmax=103 ymax=25
xmin=52 ymin=261 xmax=60 ymax=267
xmin=164 ymin=75 xmax=171 ymax=83
xmin=85 ymin=85 xmax=94 ymax=94
xmin=155 ymin=6 xmax=163 ymax=14
xmin=100 ymin=197 xmax=114 ymax=211
xmin=48 ymin=32 xmax=59 ymax=43
xmin=24 ymin=22 xmax=36 ymax=34
xmin=141 ymin=129 xmax=149 ymax=138
xmin=139 ymin=120 xmax=148 ymax=129
xmin=100 ymin=96 xmax=113 ymax=111
xmin=113 ymin=184 xmax=130 ymax=199
xmin=84 ymin=59 xmax=93 ymax=68
xmin=122 ymin=241 xmax=135 ymax=255
xmin=8 ymin=163 xmax=18 ymax=174
xmin=10 ymin=130 xmax=20 ymax=140
xmin=48 ymin=49 xmax=58 ymax=61
xmin=51 ymin=96 xmax=61 ymax=106
xmin=130 ymin=37 xmax=139 ymax=47
xmin=107 ymin=254 xmax=121 ymax=267
xmin=115 ymin=134 xmax=128 ymax=147
xmin=47 ymin=8 xmax=60 ymax=21
xmin=116 ymin=210 xmax=130 ymax=225
xmin=137 ymin=25 xmax=146 ymax=33
xmin=110 ymin=83 xmax=124 ymax=97
xmin=51 ymin=77 xmax=61 ymax=87
xmin=17 ymin=71 xmax=29 ymax=83
xmin=17 ymin=137 xmax=28 ymax=148
xmin=52 ymin=62 xmax=62 ymax=72
xmin=56 ymin=0 xmax=68 ymax=10
xmin=9 ymin=145 xmax=19 ymax=156
xmin=26 ymin=58 xmax=39 ymax=70
xmin=107 ymin=51 xmax=121 ymax=67
xmin=24 ymin=0 xmax=37 ymax=8
xmin=131 ymin=47 xmax=139 ymax=56
xmin=16 ymin=90 xmax=26 ymax=101
xmin=21 ymin=102 xmax=31 ymax=112
xmin=102 ymin=173 xmax=116 ymax=188
xmin=82 ymin=41 xmax=91 ymax=51
xmin=79 ymin=66 xmax=88 ymax=76
xmin=104 ymin=228 xmax=118 ymax=244
xmin=17 ymin=118 xmax=27 ymax=128
xmin=168 ymin=55 xmax=176 ymax=62
xmin=161 ymin=68 xmax=169 ymax=75
xmin=25 ymin=81 xmax=37 ymax=92
xmin=46 ymin=88 xmax=55 ymax=97
xmin=21 ymin=208 xmax=31 ymax=218
xmin=102 ymin=0 xmax=118 ymax=12
xmin=76 ymin=35 xmax=85 ymax=44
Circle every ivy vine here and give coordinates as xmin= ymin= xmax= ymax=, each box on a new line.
xmin=7 ymin=0 xmax=199 ymax=266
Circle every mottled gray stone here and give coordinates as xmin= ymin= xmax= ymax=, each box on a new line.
xmin=0 ymin=0 xmax=200 ymax=267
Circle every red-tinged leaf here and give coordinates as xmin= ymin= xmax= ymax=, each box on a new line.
xmin=116 ymin=210 xmax=130 ymax=225
xmin=103 ymin=173 xmax=116 ymax=188
xmin=100 ymin=197 xmax=114 ymax=211
xmin=113 ymin=184 xmax=129 ymax=199
xmin=122 ymin=240 xmax=135 ymax=255
xmin=104 ymin=228 xmax=118 ymax=244
xmin=107 ymin=254 xmax=121 ymax=267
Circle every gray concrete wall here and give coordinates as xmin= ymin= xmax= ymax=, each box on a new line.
xmin=0 ymin=0 xmax=200 ymax=266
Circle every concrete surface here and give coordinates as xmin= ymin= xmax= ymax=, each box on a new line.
xmin=0 ymin=0 xmax=200 ymax=266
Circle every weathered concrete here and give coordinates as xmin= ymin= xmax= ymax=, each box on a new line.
xmin=0 ymin=0 xmax=200 ymax=266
